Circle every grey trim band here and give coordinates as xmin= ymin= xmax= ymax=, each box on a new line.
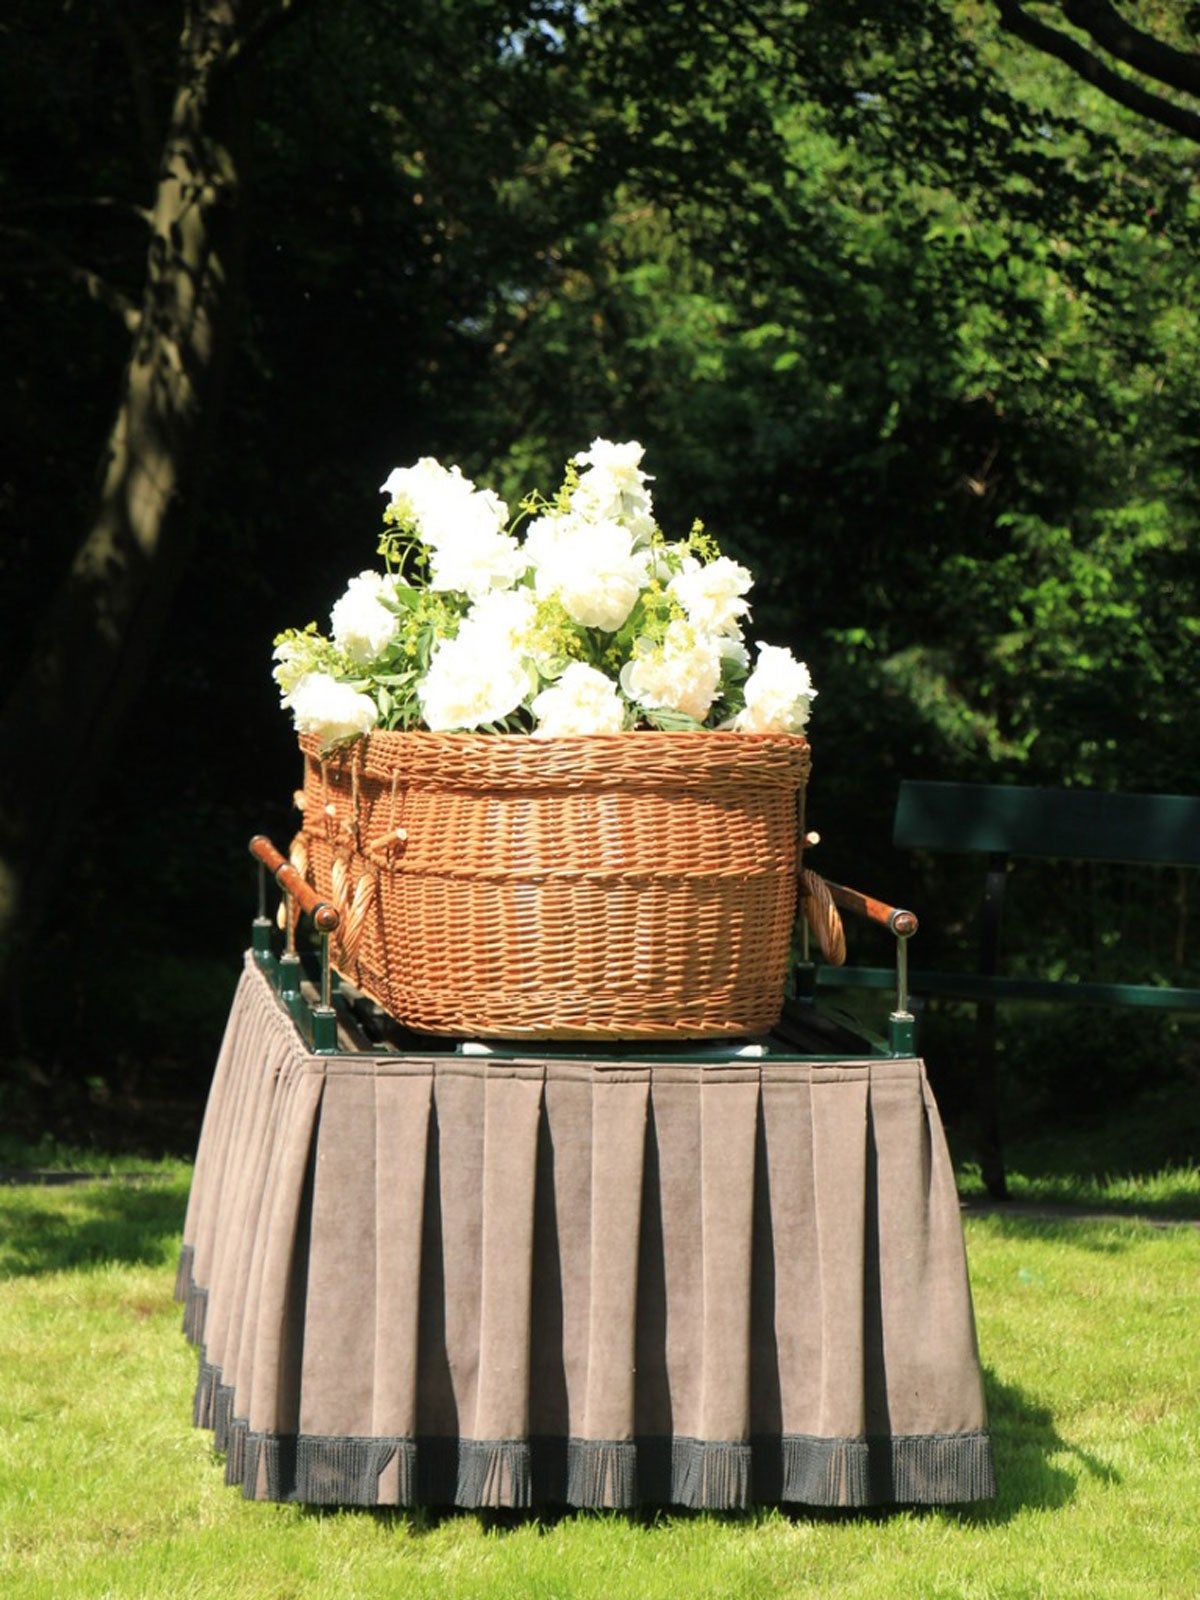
xmin=183 ymin=1351 xmax=995 ymax=1509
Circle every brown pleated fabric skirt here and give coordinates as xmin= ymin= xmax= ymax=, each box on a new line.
xmin=176 ymin=956 xmax=994 ymax=1509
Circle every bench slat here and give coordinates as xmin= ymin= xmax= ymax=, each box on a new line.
xmin=893 ymin=780 xmax=1200 ymax=866
xmin=815 ymin=965 xmax=1200 ymax=1011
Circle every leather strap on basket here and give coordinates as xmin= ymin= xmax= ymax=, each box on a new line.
xmin=798 ymin=868 xmax=847 ymax=966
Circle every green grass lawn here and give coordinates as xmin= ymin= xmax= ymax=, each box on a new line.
xmin=1 ymin=1157 xmax=1197 ymax=1600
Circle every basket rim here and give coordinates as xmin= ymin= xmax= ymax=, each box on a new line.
xmin=301 ymin=727 xmax=810 ymax=748
xmin=300 ymin=727 xmax=811 ymax=790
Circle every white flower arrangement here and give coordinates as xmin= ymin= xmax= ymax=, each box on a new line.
xmin=274 ymin=440 xmax=817 ymax=748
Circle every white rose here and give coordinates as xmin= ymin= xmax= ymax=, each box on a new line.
xmin=733 ymin=643 xmax=817 ymax=734
xmin=285 ymin=672 xmax=378 ymax=743
xmin=530 ymin=662 xmax=626 ymax=739
xmin=525 ymin=512 xmax=649 ymax=632
xmin=620 ymin=619 xmax=722 ymax=722
xmin=416 ymin=630 xmax=529 ymax=731
xmin=330 ymin=571 xmax=402 ymax=665
xmin=668 ymin=555 xmax=752 ymax=638
xmin=571 ymin=437 xmax=655 ymax=544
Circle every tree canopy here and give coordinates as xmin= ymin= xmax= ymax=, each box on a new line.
xmin=1 ymin=0 xmax=1196 ymax=1110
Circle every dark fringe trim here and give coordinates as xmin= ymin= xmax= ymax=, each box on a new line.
xmin=252 ymin=1435 xmax=291 ymax=1502
xmin=212 ymin=1382 xmax=235 ymax=1455
xmin=780 ymin=1431 xmax=996 ymax=1507
xmin=296 ymin=1437 xmax=409 ymax=1507
xmin=242 ymin=1431 xmax=266 ymax=1500
xmin=566 ymin=1439 xmax=638 ymax=1508
xmin=225 ymin=1418 xmax=250 ymax=1489
xmin=186 ymin=1349 xmax=993 ymax=1508
xmin=193 ymin=1359 xmax=220 ymax=1429
xmin=889 ymin=1430 xmax=996 ymax=1505
xmin=455 ymin=1439 xmax=532 ymax=1509
xmin=782 ymin=1434 xmax=870 ymax=1505
xmin=672 ymin=1438 xmax=753 ymax=1510
xmin=181 ymin=1283 xmax=208 ymax=1347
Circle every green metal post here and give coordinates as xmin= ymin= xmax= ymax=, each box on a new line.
xmin=280 ymin=907 xmax=305 ymax=1028
xmin=279 ymin=954 xmax=303 ymax=998
xmin=888 ymin=928 xmax=915 ymax=1056
xmin=252 ymin=862 xmax=276 ymax=975
xmin=312 ymin=931 xmax=338 ymax=1052
xmin=311 ymin=1006 xmax=338 ymax=1052
xmin=279 ymin=878 xmax=302 ymax=999
xmin=888 ymin=1012 xmax=915 ymax=1055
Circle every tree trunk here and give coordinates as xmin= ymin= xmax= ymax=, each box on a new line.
xmin=0 ymin=2 xmax=252 ymax=1041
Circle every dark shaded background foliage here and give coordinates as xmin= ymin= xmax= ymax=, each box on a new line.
xmin=1 ymin=0 xmax=1197 ymax=1152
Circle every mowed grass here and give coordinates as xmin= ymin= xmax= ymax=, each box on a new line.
xmin=0 ymin=1162 xmax=1197 ymax=1600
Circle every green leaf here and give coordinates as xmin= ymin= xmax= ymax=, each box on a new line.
xmin=642 ymin=707 xmax=706 ymax=732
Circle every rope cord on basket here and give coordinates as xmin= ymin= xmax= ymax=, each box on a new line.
xmin=330 ymin=855 xmax=376 ymax=963
xmin=799 ymin=868 xmax=847 ymax=966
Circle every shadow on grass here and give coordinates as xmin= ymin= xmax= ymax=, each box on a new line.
xmin=965 ymin=1211 xmax=1197 ymax=1254
xmin=0 ymin=1178 xmax=188 ymax=1277
xmin=950 ymin=1366 xmax=1117 ymax=1523
xmin=947 ymin=1103 xmax=1200 ymax=1223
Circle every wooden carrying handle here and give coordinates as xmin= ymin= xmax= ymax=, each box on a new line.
xmin=823 ymin=879 xmax=918 ymax=939
xmin=249 ymin=835 xmax=340 ymax=932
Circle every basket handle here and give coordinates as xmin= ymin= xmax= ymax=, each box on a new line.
xmin=249 ymin=835 xmax=340 ymax=932
xmin=798 ymin=869 xmax=847 ymax=966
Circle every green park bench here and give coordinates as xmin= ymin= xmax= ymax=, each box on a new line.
xmin=814 ymin=781 xmax=1200 ymax=1198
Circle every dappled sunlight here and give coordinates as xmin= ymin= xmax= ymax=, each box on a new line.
xmin=0 ymin=1177 xmax=188 ymax=1279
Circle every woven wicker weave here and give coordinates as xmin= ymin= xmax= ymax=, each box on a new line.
xmin=294 ymin=729 xmax=811 ymax=1040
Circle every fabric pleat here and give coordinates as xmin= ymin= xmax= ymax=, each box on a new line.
xmin=581 ymin=1072 xmax=649 ymax=1447
xmin=177 ymin=954 xmax=995 ymax=1509
xmin=372 ymin=1072 xmax=434 ymax=1441
xmin=463 ymin=1065 xmax=544 ymax=1506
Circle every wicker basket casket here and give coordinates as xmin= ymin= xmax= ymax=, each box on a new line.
xmin=292 ymin=728 xmax=811 ymax=1040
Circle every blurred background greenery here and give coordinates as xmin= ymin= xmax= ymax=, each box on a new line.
xmin=1 ymin=0 xmax=1196 ymax=1160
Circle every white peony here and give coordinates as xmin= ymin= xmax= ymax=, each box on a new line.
xmin=525 ymin=511 xmax=649 ymax=632
xmin=416 ymin=630 xmax=529 ymax=731
xmin=620 ymin=619 xmax=722 ymax=722
xmin=427 ymin=523 xmax=525 ymax=599
xmin=379 ymin=456 xmax=460 ymax=523
xmin=668 ymin=555 xmax=753 ymax=638
xmin=530 ymin=662 xmax=626 ymax=739
xmin=330 ymin=571 xmax=403 ymax=665
xmin=380 ymin=459 xmax=507 ymax=543
xmin=733 ymin=643 xmax=817 ymax=734
xmin=572 ymin=437 xmax=655 ymax=545
xmin=285 ymin=672 xmax=379 ymax=743
xmin=459 ymin=586 xmax=538 ymax=652
xmin=272 ymin=638 xmax=310 ymax=698
xmin=381 ymin=457 xmax=518 ymax=597
xmin=718 ymin=630 xmax=750 ymax=671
